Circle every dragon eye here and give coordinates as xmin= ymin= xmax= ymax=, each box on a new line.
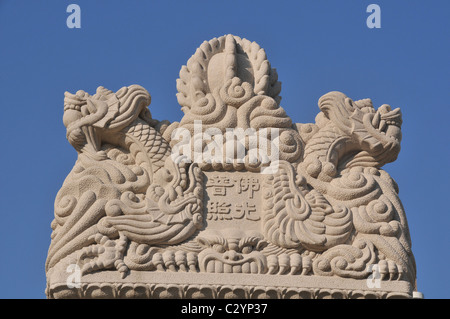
xmin=163 ymin=169 xmax=173 ymax=182
xmin=241 ymin=245 xmax=253 ymax=254
xmin=213 ymin=244 xmax=225 ymax=253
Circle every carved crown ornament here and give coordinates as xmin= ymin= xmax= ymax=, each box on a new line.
xmin=46 ymin=35 xmax=417 ymax=299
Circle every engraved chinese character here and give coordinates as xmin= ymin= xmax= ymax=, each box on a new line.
xmin=236 ymin=177 xmax=260 ymax=199
xmin=207 ymin=201 xmax=232 ymax=220
xmin=208 ymin=176 xmax=234 ymax=196
xmin=233 ymin=202 xmax=259 ymax=221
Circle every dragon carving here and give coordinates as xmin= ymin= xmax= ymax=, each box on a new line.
xmin=46 ymin=85 xmax=203 ymax=278
xmin=46 ymin=35 xmax=416 ymax=296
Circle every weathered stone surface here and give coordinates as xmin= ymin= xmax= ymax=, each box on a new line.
xmin=46 ymin=35 xmax=418 ymax=299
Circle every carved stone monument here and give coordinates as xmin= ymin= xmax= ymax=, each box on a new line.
xmin=46 ymin=35 xmax=418 ymax=299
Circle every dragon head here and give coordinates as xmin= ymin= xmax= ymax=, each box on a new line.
xmin=196 ymin=228 xmax=268 ymax=274
xmin=63 ymin=85 xmax=152 ymax=160
xmin=317 ymin=91 xmax=402 ymax=168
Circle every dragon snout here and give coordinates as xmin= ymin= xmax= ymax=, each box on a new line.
xmin=223 ymin=250 xmax=242 ymax=261
xmin=62 ymin=90 xmax=87 ymax=127
xmin=370 ymin=105 xmax=402 ymax=142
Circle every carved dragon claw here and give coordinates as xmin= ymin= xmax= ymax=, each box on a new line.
xmin=267 ymin=253 xmax=312 ymax=275
xmin=376 ymin=259 xmax=404 ymax=281
xmin=77 ymin=233 xmax=129 ymax=278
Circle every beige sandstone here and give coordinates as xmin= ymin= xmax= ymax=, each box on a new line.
xmin=46 ymin=35 xmax=419 ymax=299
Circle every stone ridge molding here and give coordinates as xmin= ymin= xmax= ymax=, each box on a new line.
xmin=46 ymin=34 xmax=419 ymax=299
xmin=48 ymin=272 xmax=413 ymax=299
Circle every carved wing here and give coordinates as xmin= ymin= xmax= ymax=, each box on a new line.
xmin=262 ymin=161 xmax=353 ymax=252
xmin=98 ymin=160 xmax=204 ymax=246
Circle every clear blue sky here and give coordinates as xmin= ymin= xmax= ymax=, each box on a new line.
xmin=0 ymin=0 xmax=448 ymax=299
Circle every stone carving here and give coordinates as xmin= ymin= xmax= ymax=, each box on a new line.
xmin=46 ymin=34 xmax=417 ymax=298
xmin=47 ymin=280 xmax=413 ymax=299
xmin=205 ymin=171 xmax=262 ymax=223
xmin=196 ymin=228 xmax=267 ymax=274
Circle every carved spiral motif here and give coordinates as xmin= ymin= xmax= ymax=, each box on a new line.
xmin=55 ymin=195 xmax=77 ymax=219
xmin=325 ymin=168 xmax=381 ymax=204
xmin=107 ymin=148 xmax=135 ymax=166
xmin=191 ymin=93 xmax=224 ymax=123
xmin=220 ymin=78 xmax=254 ymax=107
xmin=352 ymin=195 xmax=400 ymax=237
xmin=313 ymin=239 xmax=377 ymax=279
xmin=278 ymin=130 xmax=303 ymax=163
